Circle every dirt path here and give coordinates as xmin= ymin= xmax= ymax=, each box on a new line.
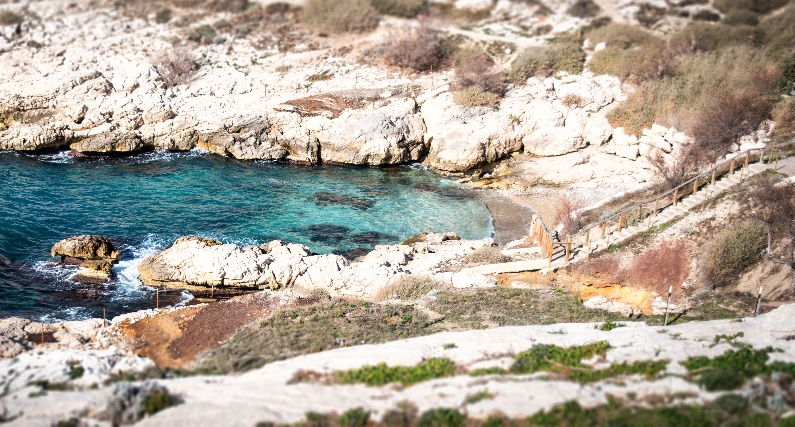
xmin=120 ymin=292 xmax=299 ymax=368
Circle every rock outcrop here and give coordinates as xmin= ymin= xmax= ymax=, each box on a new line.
xmin=51 ymin=235 xmax=122 ymax=282
xmin=137 ymin=237 xmax=348 ymax=290
xmin=137 ymin=233 xmax=496 ymax=299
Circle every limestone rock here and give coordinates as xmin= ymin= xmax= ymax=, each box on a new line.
xmin=523 ymin=126 xmax=586 ymax=157
xmin=51 ymin=235 xmax=121 ymax=262
xmin=137 ymin=237 xmax=347 ymax=290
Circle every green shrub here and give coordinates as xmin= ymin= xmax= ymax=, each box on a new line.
xmin=596 ymin=321 xmax=625 ymax=331
xmin=302 ymin=0 xmax=379 ymax=34
xmin=371 ymin=0 xmax=426 ymax=17
xmin=682 ymin=346 xmax=772 ymax=391
xmin=381 ymin=401 xmax=418 ymax=427
xmin=510 ymin=342 xmax=610 ymax=374
xmin=68 ymin=365 xmax=85 ymax=379
xmin=589 ymin=38 xmax=673 ymax=83
xmin=337 ymin=407 xmax=370 ymax=427
xmin=416 ymin=408 xmax=466 ymax=427
xmin=154 ymin=8 xmax=172 ymax=24
xmin=669 ymin=23 xmax=765 ymax=53
xmin=562 ymin=94 xmax=585 ymax=108
xmin=703 ymin=220 xmax=766 ymax=288
xmin=335 ymin=358 xmax=456 ymax=386
xmin=692 ymin=9 xmax=721 ymax=22
xmin=140 ymin=388 xmax=177 ymax=415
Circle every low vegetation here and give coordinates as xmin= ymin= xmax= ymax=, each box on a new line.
xmin=375 ymin=275 xmax=447 ymax=301
xmin=382 ymin=26 xmax=451 ymax=72
xmin=451 ymin=45 xmax=505 ymax=107
xmin=301 ymin=0 xmax=379 ymax=34
xmin=370 ymin=0 xmax=426 ymax=18
xmin=592 ymin=4 xmax=795 ymax=165
xmin=508 ymin=42 xmax=585 ymax=83
xmin=461 ymin=246 xmax=511 ymax=265
xmin=703 ymin=220 xmax=766 ymax=288
xmin=682 ymin=345 xmax=795 ymax=391
xmin=151 ymin=47 xmax=196 ymax=88
xmin=334 ymin=358 xmax=455 ymax=386
xmin=0 ymin=10 xmax=23 ymax=26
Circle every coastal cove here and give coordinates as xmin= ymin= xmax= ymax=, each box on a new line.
xmin=0 ymin=150 xmax=492 ymax=321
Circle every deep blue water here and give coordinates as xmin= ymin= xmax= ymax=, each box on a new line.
xmin=0 ymin=150 xmax=491 ymax=321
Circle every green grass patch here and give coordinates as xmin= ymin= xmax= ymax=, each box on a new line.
xmin=334 ymin=358 xmax=456 ymax=386
xmin=682 ymin=346 xmax=795 ymax=391
xmin=597 ymin=321 xmax=626 ymax=331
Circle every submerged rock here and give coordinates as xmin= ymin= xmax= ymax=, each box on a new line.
xmin=312 ymin=192 xmax=375 ymax=210
xmin=51 ymin=235 xmax=122 ymax=282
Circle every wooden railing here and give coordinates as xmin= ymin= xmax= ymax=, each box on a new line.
xmin=528 ymin=146 xmax=782 ymax=267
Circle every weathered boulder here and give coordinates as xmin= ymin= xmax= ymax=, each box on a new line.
xmin=51 ymin=235 xmax=121 ymax=262
xmin=137 ymin=237 xmax=348 ymax=290
xmin=522 ymin=126 xmax=586 ymax=156
xmin=51 ymin=235 xmax=122 ymax=282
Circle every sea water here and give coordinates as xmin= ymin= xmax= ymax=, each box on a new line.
xmin=0 ymin=150 xmax=491 ymax=321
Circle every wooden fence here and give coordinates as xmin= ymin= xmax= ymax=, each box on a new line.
xmin=529 ymin=146 xmax=781 ymax=267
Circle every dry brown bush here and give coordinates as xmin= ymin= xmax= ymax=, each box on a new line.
xmin=374 ymin=276 xmax=448 ymax=301
xmin=607 ymin=47 xmax=780 ymax=153
xmin=555 ymin=198 xmax=583 ymax=236
xmin=704 ymin=220 xmax=767 ymax=288
xmin=771 ymin=98 xmax=795 ymax=145
xmin=0 ymin=10 xmax=23 ymax=26
xmin=587 ymin=24 xmax=655 ymax=49
xmin=508 ymin=42 xmax=585 ymax=83
xmin=371 ymin=0 xmax=426 ymax=17
xmin=382 ymin=26 xmax=450 ymax=72
xmin=462 ymin=247 xmax=512 ymax=265
xmin=151 ymin=47 xmax=196 ymax=88
xmin=622 ymin=240 xmax=691 ymax=295
xmin=302 ymin=0 xmax=379 ymax=34
xmin=452 ymin=46 xmax=504 ymax=94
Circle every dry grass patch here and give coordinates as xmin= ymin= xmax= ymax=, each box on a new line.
xmin=451 ymin=45 xmax=505 ymax=107
xmin=462 ymin=247 xmax=512 ymax=265
xmin=508 ymin=42 xmax=585 ymax=83
xmin=375 ymin=276 xmax=449 ymax=301
xmin=302 ymin=0 xmax=378 ymax=34
xmin=371 ymin=0 xmax=426 ymax=17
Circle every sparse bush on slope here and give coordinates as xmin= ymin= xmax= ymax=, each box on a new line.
xmin=302 ymin=0 xmax=379 ymax=34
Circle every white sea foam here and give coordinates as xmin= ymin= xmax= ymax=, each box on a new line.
xmin=38 ymin=306 xmax=94 ymax=323
xmin=36 ymin=151 xmax=75 ymax=164
xmin=110 ymin=235 xmax=167 ymax=302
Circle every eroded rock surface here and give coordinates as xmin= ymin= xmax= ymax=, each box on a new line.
xmin=51 ymin=235 xmax=122 ymax=282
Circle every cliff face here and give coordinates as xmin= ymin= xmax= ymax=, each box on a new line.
xmin=0 ymin=0 xmax=631 ymax=175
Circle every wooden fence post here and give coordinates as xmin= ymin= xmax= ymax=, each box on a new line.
xmin=600 ymin=223 xmax=606 ymax=239
xmin=729 ymin=160 xmax=735 ymax=175
xmin=775 ymin=151 xmax=780 ymax=170
xmin=755 ymin=286 xmax=763 ymax=316
xmin=673 ymin=187 xmax=679 ymax=206
xmin=618 ymin=214 xmax=624 ymax=231
xmin=693 ymin=176 xmax=699 ymax=195
xmin=565 ymin=237 xmax=571 ymax=261
xmin=759 ymin=148 xmax=765 ymax=164
xmin=711 ymin=168 xmax=716 ymax=186
xmin=664 ymin=286 xmax=672 ymax=326
xmin=653 ymin=199 xmax=658 ymax=216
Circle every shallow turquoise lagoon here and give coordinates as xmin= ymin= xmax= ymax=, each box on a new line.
xmin=0 ymin=150 xmax=491 ymax=321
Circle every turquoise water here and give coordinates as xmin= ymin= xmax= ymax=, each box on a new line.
xmin=0 ymin=150 xmax=491 ymax=321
